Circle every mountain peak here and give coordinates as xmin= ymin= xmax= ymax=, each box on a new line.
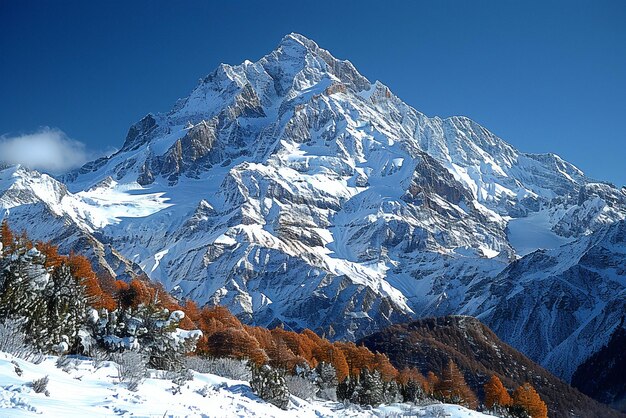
xmin=277 ymin=32 xmax=318 ymax=51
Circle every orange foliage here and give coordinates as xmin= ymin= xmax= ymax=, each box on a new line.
xmin=426 ymin=371 xmax=439 ymax=395
xmin=398 ymin=367 xmax=430 ymax=393
xmin=205 ymin=327 xmax=267 ymax=364
xmin=68 ymin=252 xmax=116 ymax=311
xmin=2 ymin=225 xmax=407 ymax=388
xmin=336 ymin=342 xmax=375 ymax=377
xmin=434 ymin=360 xmax=478 ymax=409
xmin=1 ymin=220 xmax=13 ymax=251
xmin=37 ymin=241 xmax=64 ymax=268
xmin=373 ymin=352 xmax=399 ymax=382
xmin=513 ymin=383 xmax=548 ymax=418
xmin=484 ymin=375 xmax=513 ymax=409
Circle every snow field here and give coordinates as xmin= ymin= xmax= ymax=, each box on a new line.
xmin=0 ymin=352 xmax=491 ymax=418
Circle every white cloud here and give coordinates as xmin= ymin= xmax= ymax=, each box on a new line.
xmin=0 ymin=128 xmax=91 ymax=174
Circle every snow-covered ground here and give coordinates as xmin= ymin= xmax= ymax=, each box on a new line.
xmin=0 ymin=352 xmax=491 ymax=417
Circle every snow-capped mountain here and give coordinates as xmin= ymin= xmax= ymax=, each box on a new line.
xmin=0 ymin=165 xmax=152 ymax=281
xmin=474 ymin=219 xmax=626 ymax=381
xmin=2 ymin=34 xmax=625 ymax=384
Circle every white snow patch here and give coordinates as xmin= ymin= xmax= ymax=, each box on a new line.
xmin=507 ymin=211 xmax=574 ymax=256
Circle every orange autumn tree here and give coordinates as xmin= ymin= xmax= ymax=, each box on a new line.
xmin=306 ymin=331 xmax=350 ymax=382
xmin=37 ymin=241 xmax=65 ymax=268
xmin=484 ymin=375 xmax=513 ymax=409
xmin=513 ymin=383 xmax=548 ymax=418
xmin=0 ymin=220 xmax=13 ymax=251
xmin=426 ymin=371 xmax=439 ymax=396
xmin=373 ymin=352 xmax=399 ymax=383
xmin=434 ymin=360 xmax=478 ymax=409
xmin=336 ymin=341 xmax=375 ymax=378
xmin=67 ymin=252 xmax=116 ymax=311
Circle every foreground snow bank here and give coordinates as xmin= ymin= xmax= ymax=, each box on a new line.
xmin=0 ymin=352 xmax=490 ymax=417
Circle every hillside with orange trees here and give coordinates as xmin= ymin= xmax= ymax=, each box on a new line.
xmin=359 ymin=316 xmax=623 ymax=418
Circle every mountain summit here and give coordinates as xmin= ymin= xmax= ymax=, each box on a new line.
xmin=2 ymin=34 xmax=625 ymax=392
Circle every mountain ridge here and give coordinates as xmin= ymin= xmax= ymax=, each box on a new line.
xmin=358 ymin=315 xmax=625 ymax=418
xmin=1 ymin=34 xmax=624 ymax=402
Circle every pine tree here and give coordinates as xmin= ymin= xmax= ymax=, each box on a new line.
xmin=373 ymin=352 xmax=398 ymax=382
xmin=250 ymin=364 xmax=290 ymax=410
xmin=356 ymin=369 xmax=385 ymax=406
xmin=207 ymin=327 xmax=263 ymax=361
xmin=336 ymin=342 xmax=374 ymax=377
xmin=330 ymin=345 xmax=350 ymax=383
xmin=266 ymin=338 xmax=299 ymax=372
xmin=0 ymin=247 xmax=88 ymax=353
xmin=67 ymin=252 xmax=116 ymax=310
xmin=484 ymin=375 xmax=512 ymax=409
xmin=337 ymin=376 xmax=357 ymax=402
xmin=315 ymin=361 xmax=338 ymax=401
xmin=512 ymin=383 xmax=548 ymax=418
xmin=398 ymin=367 xmax=428 ymax=403
xmin=426 ymin=371 xmax=439 ymax=396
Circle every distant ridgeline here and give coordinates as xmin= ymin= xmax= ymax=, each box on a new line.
xmin=0 ymin=221 xmax=552 ymax=417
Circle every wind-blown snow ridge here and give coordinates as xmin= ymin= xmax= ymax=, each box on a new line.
xmin=2 ymin=33 xmax=626 ymax=382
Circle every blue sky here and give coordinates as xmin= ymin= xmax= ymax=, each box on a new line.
xmin=1 ymin=1 xmax=625 ymax=185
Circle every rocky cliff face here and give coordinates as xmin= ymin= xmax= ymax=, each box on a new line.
xmin=572 ymin=321 xmax=626 ymax=412
xmin=472 ymin=220 xmax=626 ymax=380
xmin=2 ymin=34 xmax=625 ymax=391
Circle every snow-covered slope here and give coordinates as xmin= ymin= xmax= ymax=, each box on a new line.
xmin=0 ymin=352 xmax=489 ymax=418
xmin=473 ymin=219 xmax=626 ymax=381
xmin=0 ymin=165 xmax=164 ymax=281
xmin=2 ymin=33 xmax=625 ymax=384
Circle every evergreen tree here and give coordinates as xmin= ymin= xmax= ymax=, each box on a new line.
xmin=399 ymin=367 xmax=428 ymax=403
xmin=91 ymin=303 xmax=201 ymax=370
xmin=382 ymin=379 xmax=402 ymax=404
xmin=426 ymin=371 xmax=439 ymax=396
xmin=250 ymin=364 xmax=290 ymax=410
xmin=315 ymin=361 xmax=338 ymax=401
xmin=0 ymin=247 xmax=88 ymax=353
xmin=337 ymin=376 xmax=357 ymax=402
xmin=356 ymin=369 xmax=384 ymax=406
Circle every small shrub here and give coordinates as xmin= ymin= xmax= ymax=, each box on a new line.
xmin=11 ymin=360 xmax=23 ymax=376
xmin=161 ymin=367 xmax=194 ymax=386
xmin=30 ymin=352 xmax=46 ymax=365
xmin=55 ymin=355 xmax=78 ymax=373
xmin=89 ymin=347 xmax=110 ymax=370
xmin=112 ymin=351 xmax=147 ymax=391
xmin=285 ymin=374 xmax=317 ymax=400
xmin=196 ymin=384 xmax=216 ymax=398
xmin=185 ymin=357 xmax=251 ymax=381
xmin=30 ymin=375 xmax=50 ymax=396
xmin=430 ymin=405 xmax=451 ymax=418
